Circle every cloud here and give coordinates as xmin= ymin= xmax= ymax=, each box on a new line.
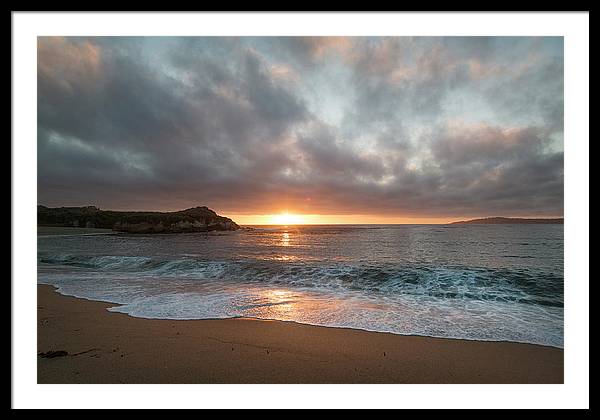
xmin=38 ymin=37 xmax=564 ymax=218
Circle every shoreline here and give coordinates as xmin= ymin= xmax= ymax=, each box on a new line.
xmin=37 ymin=285 xmax=563 ymax=383
xmin=44 ymin=284 xmax=563 ymax=350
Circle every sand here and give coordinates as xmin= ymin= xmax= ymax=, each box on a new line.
xmin=37 ymin=285 xmax=563 ymax=383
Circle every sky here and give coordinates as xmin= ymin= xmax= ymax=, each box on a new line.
xmin=37 ymin=36 xmax=564 ymax=224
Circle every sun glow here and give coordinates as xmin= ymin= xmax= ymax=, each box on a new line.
xmin=226 ymin=213 xmax=459 ymax=225
xmin=269 ymin=212 xmax=306 ymax=225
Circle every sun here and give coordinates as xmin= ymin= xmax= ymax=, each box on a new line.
xmin=269 ymin=212 xmax=305 ymax=225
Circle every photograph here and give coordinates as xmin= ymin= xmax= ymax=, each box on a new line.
xmin=12 ymin=11 xmax=589 ymax=410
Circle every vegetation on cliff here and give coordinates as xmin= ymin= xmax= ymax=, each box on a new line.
xmin=37 ymin=205 xmax=240 ymax=233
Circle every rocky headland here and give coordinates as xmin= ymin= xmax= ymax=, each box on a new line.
xmin=37 ymin=205 xmax=240 ymax=233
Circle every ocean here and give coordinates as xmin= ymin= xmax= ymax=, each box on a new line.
xmin=37 ymin=224 xmax=564 ymax=348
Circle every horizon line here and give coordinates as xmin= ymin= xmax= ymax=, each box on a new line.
xmin=37 ymin=204 xmax=564 ymax=225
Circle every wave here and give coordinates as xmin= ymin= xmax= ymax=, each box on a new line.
xmin=38 ymin=253 xmax=563 ymax=308
xmin=37 ymin=271 xmax=564 ymax=348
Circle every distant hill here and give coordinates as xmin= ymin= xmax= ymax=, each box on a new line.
xmin=451 ymin=217 xmax=564 ymax=225
xmin=37 ymin=205 xmax=239 ymax=233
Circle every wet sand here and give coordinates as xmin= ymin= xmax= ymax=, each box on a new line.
xmin=37 ymin=284 xmax=563 ymax=383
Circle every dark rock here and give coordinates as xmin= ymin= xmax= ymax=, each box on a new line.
xmin=39 ymin=350 xmax=68 ymax=358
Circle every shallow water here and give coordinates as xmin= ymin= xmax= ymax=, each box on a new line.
xmin=38 ymin=224 xmax=564 ymax=348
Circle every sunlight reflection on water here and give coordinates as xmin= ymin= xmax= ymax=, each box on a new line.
xmin=281 ymin=231 xmax=290 ymax=247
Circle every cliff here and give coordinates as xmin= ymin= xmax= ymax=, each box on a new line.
xmin=451 ymin=217 xmax=564 ymax=225
xmin=37 ymin=205 xmax=240 ymax=233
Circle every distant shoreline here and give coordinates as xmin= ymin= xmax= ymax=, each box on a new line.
xmin=451 ymin=217 xmax=564 ymax=225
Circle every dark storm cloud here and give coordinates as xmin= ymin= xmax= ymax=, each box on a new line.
xmin=38 ymin=37 xmax=564 ymax=217
xmin=38 ymin=37 xmax=307 ymax=207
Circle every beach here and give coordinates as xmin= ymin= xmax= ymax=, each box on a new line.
xmin=37 ymin=285 xmax=563 ymax=384
xmin=38 ymin=224 xmax=564 ymax=348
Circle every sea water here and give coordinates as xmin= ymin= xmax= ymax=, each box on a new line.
xmin=38 ymin=224 xmax=564 ymax=348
